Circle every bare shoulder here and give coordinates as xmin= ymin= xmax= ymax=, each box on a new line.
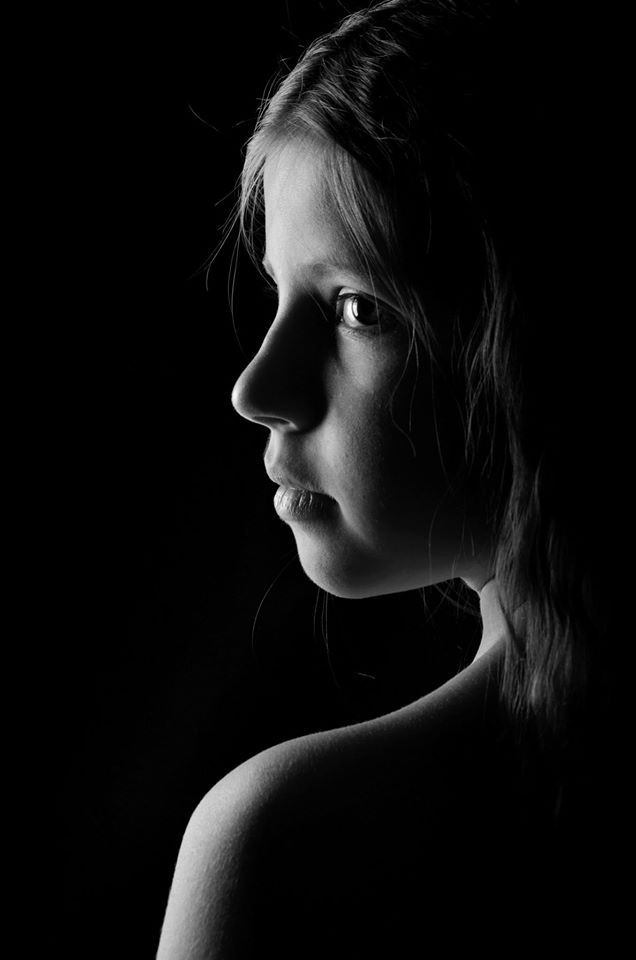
xmin=156 ymin=728 xmax=422 ymax=958
xmin=203 ymin=634 xmax=505 ymax=817
xmin=178 ymin=712 xmax=419 ymax=874
xmin=155 ymin=725 xmax=388 ymax=959
xmin=157 ymin=647 xmax=506 ymax=958
xmin=188 ymin=647 xmax=492 ymax=835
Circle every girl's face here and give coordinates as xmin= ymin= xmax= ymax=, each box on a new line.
xmin=232 ymin=138 xmax=492 ymax=597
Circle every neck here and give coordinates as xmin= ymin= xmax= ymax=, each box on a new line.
xmin=474 ymin=577 xmax=509 ymax=661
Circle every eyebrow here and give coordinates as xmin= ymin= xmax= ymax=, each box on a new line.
xmin=260 ymin=255 xmax=400 ymax=310
xmin=262 ymin=255 xmax=368 ymax=286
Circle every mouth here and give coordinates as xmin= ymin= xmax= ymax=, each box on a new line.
xmin=272 ymin=485 xmax=334 ymax=522
xmin=265 ymin=466 xmax=330 ymax=498
xmin=265 ymin=465 xmax=335 ymax=522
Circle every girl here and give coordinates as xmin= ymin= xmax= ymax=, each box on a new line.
xmin=158 ymin=2 xmax=625 ymax=956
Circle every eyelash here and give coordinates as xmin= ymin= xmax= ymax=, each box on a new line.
xmin=262 ymin=283 xmax=392 ymax=335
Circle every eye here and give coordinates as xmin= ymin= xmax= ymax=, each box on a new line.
xmin=335 ymin=293 xmax=388 ymax=332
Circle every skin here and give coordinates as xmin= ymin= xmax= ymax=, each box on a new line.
xmin=156 ymin=580 xmax=509 ymax=958
xmin=158 ymin=145 xmax=507 ymax=955
xmin=231 ymin=136 xmax=494 ymax=599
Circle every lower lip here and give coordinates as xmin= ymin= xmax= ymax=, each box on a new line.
xmin=273 ymin=485 xmax=334 ymax=522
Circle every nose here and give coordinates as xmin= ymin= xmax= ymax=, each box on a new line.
xmin=231 ymin=307 xmax=325 ymax=432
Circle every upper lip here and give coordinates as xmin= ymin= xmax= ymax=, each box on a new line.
xmin=265 ymin=463 xmax=327 ymax=496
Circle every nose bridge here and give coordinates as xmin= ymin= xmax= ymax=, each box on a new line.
xmin=231 ymin=307 xmax=324 ymax=430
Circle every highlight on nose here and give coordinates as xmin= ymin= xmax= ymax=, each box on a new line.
xmin=230 ymin=365 xmax=252 ymax=421
xmin=230 ymin=359 xmax=279 ymax=426
xmin=230 ymin=380 xmax=266 ymax=429
xmin=231 ymin=348 xmax=313 ymax=431
xmin=232 ymin=338 xmax=327 ymax=433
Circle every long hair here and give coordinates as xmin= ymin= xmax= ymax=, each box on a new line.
xmin=234 ymin=0 xmax=620 ymax=755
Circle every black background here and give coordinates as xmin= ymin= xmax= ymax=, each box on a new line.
xmin=52 ymin=4 xmax=480 ymax=956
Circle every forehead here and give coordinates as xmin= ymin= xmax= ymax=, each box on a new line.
xmin=262 ymin=137 xmax=355 ymax=271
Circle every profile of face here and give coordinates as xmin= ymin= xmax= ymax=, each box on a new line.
xmin=231 ymin=137 xmax=493 ymax=598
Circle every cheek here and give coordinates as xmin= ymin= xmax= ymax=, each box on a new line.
xmin=390 ymin=348 xmax=469 ymax=488
xmin=324 ymin=340 xmax=414 ymax=493
xmin=331 ymin=340 xmax=469 ymax=525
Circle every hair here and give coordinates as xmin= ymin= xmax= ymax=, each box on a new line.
xmin=231 ymin=0 xmax=620 ymax=771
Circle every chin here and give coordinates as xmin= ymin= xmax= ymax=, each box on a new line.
xmin=295 ymin=539 xmax=450 ymax=599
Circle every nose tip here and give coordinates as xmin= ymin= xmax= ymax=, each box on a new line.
xmin=231 ymin=361 xmax=274 ymax=425
xmin=230 ymin=371 xmax=249 ymax=421
xmin=230 ymin=309 xmax=325 ymax=431
xmin=230 ymin=354 xmax=296 ymax=429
